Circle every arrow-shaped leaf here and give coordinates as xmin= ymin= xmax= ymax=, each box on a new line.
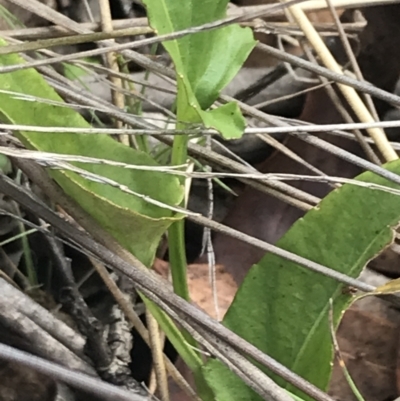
xmin=142 ymin=0 xmax=256 ymax=138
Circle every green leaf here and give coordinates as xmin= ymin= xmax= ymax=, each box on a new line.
xmin=0 ymin=39 xmax=184 ymax=267
xmin=142 ymin=0 xmax=256 ymax=138
xmin=204 ymin=160 xmax=400 ymax=400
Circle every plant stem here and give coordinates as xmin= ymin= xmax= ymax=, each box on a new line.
xmin=168 ymin=132 xmax=197 ymax=348
xmin=168 ymin=220 xmax=190 ymax=299
xmin=168 ymin=134 xmax=190 ymax=300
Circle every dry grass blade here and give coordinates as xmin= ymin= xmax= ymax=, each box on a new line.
xmin=98 ymin=0 xmax=127 ymax=143
xmin=282 ymin=1 xmax=397 ymax=161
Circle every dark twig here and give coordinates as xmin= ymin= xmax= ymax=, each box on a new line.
xmin=44 ymin=235 xmax=111 ymax=367
xmin=0 ymin=276 xmax=86 ymax=357
xmin=294 ymin=133 xmax=400 ymax=184
xmin=234 ymin=63 xmax=287 ymax=102
xmin=43 ymin=228 xmax=146 ymax=395
xmin=0 ymin=343 xmax=150 ymax=401
xmin=255 ymin=42 xmax=400 ymax=108
xmin=0 ymin=279 xmax=93 ymax=374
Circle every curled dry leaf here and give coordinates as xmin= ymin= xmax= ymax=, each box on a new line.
xmin=329 ymin=307 xmax=399 ymax=401
xmin=329 ymin=269 xmax=400 ymax=401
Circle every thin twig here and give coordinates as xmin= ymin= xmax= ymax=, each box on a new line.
xmin=254 ymin=41 xmax=400 ymax=111
xmin=2 ymin=119 xmax=400 ymax=136
xmin=0 ymin=27 xmax=153 ymax=54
